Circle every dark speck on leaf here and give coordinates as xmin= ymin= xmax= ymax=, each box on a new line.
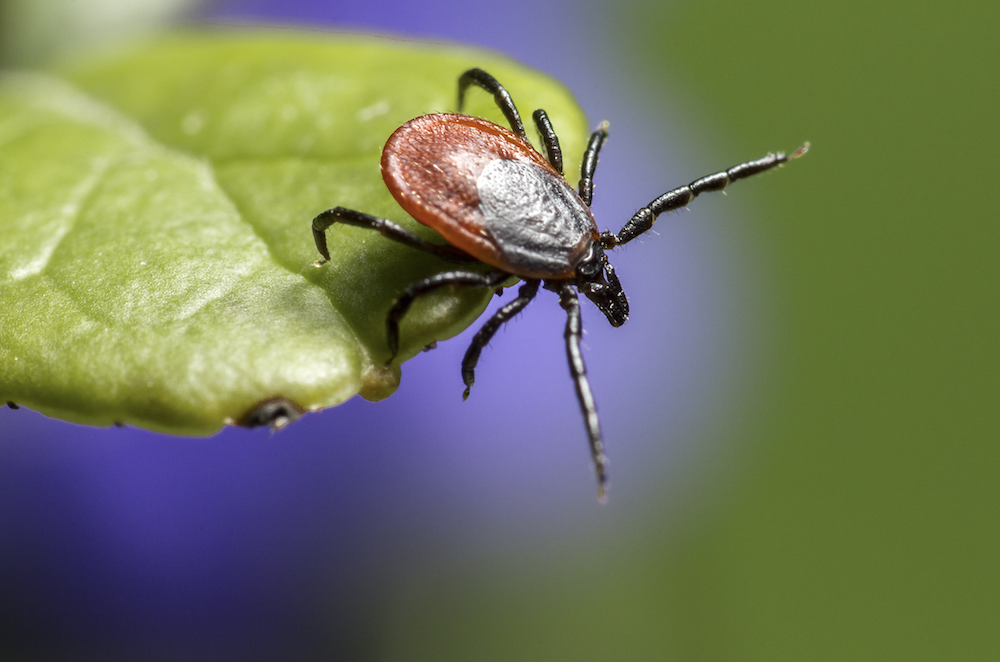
xmin=239 ymin=398 xmax=303 ymax=430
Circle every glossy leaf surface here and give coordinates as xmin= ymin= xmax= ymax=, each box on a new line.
xmin=0 ymin=33 xmax=588 ymax=432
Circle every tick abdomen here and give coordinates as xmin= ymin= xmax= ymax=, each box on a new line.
xmin=477 ymin=158 xmax=595 ymax=276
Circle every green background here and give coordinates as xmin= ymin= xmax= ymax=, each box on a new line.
xmin=607 ymin=1 xmax=999 ymax=658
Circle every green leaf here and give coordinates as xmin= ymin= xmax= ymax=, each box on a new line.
xmin=0 ymin=33 xmax=589 ymax=433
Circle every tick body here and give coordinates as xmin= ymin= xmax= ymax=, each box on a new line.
xmin=312 ymin=68 xmax=807 ymax=500
xmin=382 ymin=114 xmax=597 ymax=279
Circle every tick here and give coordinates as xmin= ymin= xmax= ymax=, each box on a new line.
xmin=312 ymin=68 xmax=807 ymax=499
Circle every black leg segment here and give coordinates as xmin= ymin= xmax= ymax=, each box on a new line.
xmin=557 ymin=283 xmax=609 ymax=500
xmin=458 ymin=68 xmax=528 ymax=141
xmin=386 ymin=270 xmax=510 ymax=364
xmin=604 ymin=142 xmax=809 ymax=247
xmin=578 ymin=121 xmax=609 ymax=207
xmin=531 ymin=109 xmax=563 ymax=175
xmin=312 ymin=207 xmax=475 ymax=264
xmin=461 ymin=279 xmax=541 ymax=400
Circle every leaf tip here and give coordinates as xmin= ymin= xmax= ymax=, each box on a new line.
xmin=358 ymin=362 xmax=402 ymax=402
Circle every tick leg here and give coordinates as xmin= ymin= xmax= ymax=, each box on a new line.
xmin=458 ymin=68 xmax=528 ymax=141
xmin=461 ymin=279 xmax=540 ymax=400
xmin=557 ymin=283 xmax=609 ymax=501
xmin=386 ymin=270 xmax=510 ymax=364
xmin=311 ymin=207 xmax=474 ymax=264
xmin=578 ymin=121 xmax=609 ymax=206
xmin=601 ymin=142 xmax=809 ymax=248
xmin=531 ymin=109 xmax=563 ymax=174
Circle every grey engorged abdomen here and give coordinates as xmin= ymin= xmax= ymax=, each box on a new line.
xmin=477 ymin=159 xmax=595 ymax=275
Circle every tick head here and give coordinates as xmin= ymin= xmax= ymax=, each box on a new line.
xmin=574 ymin=243 xmax=629 ymax=327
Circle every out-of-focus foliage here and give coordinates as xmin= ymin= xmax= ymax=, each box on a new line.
xmin=0 ymin=0 xmax=201 ymax=65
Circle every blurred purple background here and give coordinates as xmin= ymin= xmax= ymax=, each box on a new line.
xmin=1 ymin=0 xmax=771 ymax=657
